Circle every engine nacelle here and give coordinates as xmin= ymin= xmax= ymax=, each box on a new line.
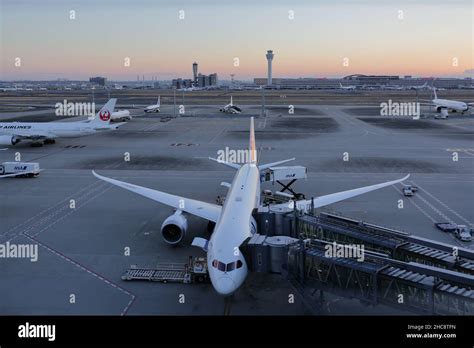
xmin=161 ymin=211 xmax=188 ymax=245
xmin=0 ymin=135 xmax=20 ymax=146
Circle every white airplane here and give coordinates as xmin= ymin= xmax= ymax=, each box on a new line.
xmin=0 ymin=87 xmax=18 ymax=92
xmin=427 ymin=87 xmax=473 ymax=118
xmin=111 ymin=109 xmax=131 ymax=121
xmin=381 ymin=85 xmax=404 ymax=90
xmin=92 ymin=117 xmax=409 ymax=296
xmin=409 ymin=82 xmax=428 ymax=91
xmin=0 ymin=99 xmax=124 ymax=146
xmin=219 ymin=96 xmax=242 ymax=114
xmin=339 ymin=83 xmax=356 ymax=91
xmin=144 ymin=97 xmax=161 ymax=113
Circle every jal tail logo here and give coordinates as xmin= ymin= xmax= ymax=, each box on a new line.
xmin=99 ymin=110 xmax=111 ymax=121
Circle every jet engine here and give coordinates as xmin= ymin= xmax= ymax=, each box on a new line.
xmin=161 ymin=210 xmax=188 ymax=245
xmin=0 ymin=135 xmax=20 ymax=146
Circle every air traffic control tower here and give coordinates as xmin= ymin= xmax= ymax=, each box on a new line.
xmin=193 ymin=62 xmax=198 ymax=83
xmin=266 ymin=50 xmax=274 ymax=85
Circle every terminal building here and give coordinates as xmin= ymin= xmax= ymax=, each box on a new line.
xmin=254 ymin=75 xmax=473 ymax=89
xmin=196 ymin=73 xmax=218 ymax=88
xmin=172 ymin=62 xmax=218 ymax=89
xmin=89 ymin=76 xmax=107 ymax=86
xmin=172 ymin=78 xmax=194 ymax=89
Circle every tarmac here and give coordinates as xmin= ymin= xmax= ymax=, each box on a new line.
xmin=0 ymin=91 xmax=473 ymax=315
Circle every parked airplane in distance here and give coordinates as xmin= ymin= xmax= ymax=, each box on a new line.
xmin=0 ymin=99 xmax=124 ymax=146
xmin=339 ymin=83 xmax=356 ymax=91
xmin=219 ymin=96 xmax=242 ymax=114
xmin=426 ymin=87 xmax=473 ymax=118
xmin=111 ymin=109 xmax=131 ymax=121
xmin=92 ymin=117 xmax=409 ymax=296
xmin=144 ymin=97 xmax=161 ymax=113
xmin=409 ymin=82 xmax=428 ymax=91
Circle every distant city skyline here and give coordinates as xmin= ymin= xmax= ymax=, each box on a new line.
xmin=1 ymin=0 xmax=472 ymax=81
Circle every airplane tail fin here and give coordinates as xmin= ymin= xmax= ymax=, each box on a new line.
xmin=157 ymin=96 xmax=161 ymax=107
xmin=249 ymin=117 xmax=257 ymax=165
xmin=89 ymin=99 xmax=116 ymax=126
xmin=432 ymin=87 xmax=438 ymax=99
xmin=230 ymin=96 xmax=233 ymax=106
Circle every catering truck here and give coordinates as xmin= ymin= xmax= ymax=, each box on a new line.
xmin=0 ymin=162 xmax=41 ymax=177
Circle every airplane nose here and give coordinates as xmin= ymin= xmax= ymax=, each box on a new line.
xmin=214 ymin=276 xmax=237 ymax=296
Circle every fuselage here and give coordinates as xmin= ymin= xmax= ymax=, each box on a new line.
xmin=144 ymin=105 xmax=160 ymax=113
xmin=0 ymin=121 xmax=112 ymax=139
xmin=207 ymin=163 xmax=260 ymax=296
xmin=433 ymin=98 xmax=469 ymax=112
xmin=220 ymin=105 xmax=241 ymax=114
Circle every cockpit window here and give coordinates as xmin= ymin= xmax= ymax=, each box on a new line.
xmin=226 ymin=262 xmax=236 ymax=272
xmin=212 ymin=259 xmax=243 ymax=272
xmin=212 ymin=259 xmax=226 ymax=272
xmin=225 ymin=260 xmax=243 ymax=272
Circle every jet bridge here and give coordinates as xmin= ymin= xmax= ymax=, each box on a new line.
xmin=245 ymin=208 xmax=474 ymax=315
xmin=283 ymin=240 xmax=474 ymax=315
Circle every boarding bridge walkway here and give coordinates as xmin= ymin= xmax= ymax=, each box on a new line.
xmin=246 ymin=209 xmax=474 ymax=315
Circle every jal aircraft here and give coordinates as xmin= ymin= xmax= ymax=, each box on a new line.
xmin=144 ymin=97 xmax=161 ymax=113
xmin=219 ymin=96 xmax=242 ymax=114
xmin=0 ymin=99 xmax=124 ymax=146
xmin=427 ymin=87 xmax=473 ymax=118
xmin=93 ymin=118 xmax=409 ymax=296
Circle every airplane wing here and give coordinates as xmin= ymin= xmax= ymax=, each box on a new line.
xmin=271 ymin=174 xmax=410 ymax=211
xmin=208 ymin=157 xmax=241 ymax=170
xmin=92 ymin=171 xmax=222 ymax=222
xmin=259 ymin=158 xmax=296 ymax=171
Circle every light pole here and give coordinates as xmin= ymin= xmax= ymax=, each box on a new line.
xmin=173 ymin=87 xmax=177 ymax=118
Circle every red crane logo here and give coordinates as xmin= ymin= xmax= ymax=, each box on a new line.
xmin=99 ymin=110 xmax=111 ymax=121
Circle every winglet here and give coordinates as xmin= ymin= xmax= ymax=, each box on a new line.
xmin=249 ymin=117 xmax=257 ymax=165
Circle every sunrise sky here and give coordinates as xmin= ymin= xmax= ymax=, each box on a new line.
xmin=1 ymin=0 xmax=472 ymax=81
